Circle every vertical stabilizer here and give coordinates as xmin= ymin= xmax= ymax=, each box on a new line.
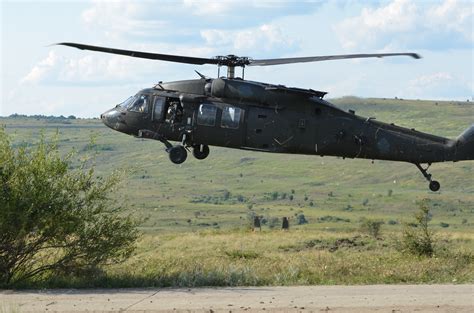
xmin=454 ymin=125 xmax=474 ymax=161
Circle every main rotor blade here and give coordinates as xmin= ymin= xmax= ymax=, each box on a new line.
xmin=249 ymin=53 xmax=421 ymax=66
xmin=56 ymin=42 xmax=220 ymax=66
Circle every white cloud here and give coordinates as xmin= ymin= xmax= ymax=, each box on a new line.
xmin=406 ymin=71 xmax=469 ymax=100
xmin=201 ymin=24 xmax=295 ymax=55
xmin=334 ymin=0 xmax=473 ymax=51
xmin=183 ymin=0 xmax=305 ymax=16
xmin=81 ymin=1 xmax=168 ymax=39
xmin=182 ymin=0 xmax=242 ymax=15
xmin=21 ymin=51 xmax=58 ymax=84
xmin=80 ymin=0 xmax=319 ymax=41
xmin=335 ymin=0 xmax=417 ymax=50
xmin=409 ymin=72 xmax=453 ymax=88
xmin=427 ymin=0 xmax=473 ymax=42
xmin=21 ymin=49 xmax=162 ymax=85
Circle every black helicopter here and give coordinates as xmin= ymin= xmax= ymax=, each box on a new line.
xmin=58 ymin=43 xmax=473 ymax=191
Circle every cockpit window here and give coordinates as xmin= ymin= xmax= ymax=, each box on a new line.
xmin=197 ymin=104 xmax=217 ymax=126
xmin=221 ymin=106 xmax=243 ymax=129
xmin=118 ymin=96 xmax=136 ymax=109
xmin=129 ymin=94 xmax=149 ymax=113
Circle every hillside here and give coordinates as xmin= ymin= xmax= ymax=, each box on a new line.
xmin=2 ymin=97 xmax=474 ymax=287
xmin=3 ymin=97 xmax=473 ymax=233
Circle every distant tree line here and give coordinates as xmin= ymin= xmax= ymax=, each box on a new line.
xmin=7 ymin=114 xmax=78 ymax=120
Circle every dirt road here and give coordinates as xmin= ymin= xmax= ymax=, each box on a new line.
xmin=1 ymin=284 xmax=472 ymax=313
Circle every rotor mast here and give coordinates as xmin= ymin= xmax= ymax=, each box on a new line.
xmin=214 ymin=55 xmax=250 ymax=79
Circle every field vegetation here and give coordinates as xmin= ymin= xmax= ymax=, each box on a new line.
xmin=1 ymin=97 xmax=473 ymax=287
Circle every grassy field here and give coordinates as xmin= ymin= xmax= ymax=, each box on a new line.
xmin=2 ymin=97 xmax=473 ymax=287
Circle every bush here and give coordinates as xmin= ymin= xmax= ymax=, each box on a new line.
xmin=271 ymin=191 xmax=279 ymax=200
xmin=359 ymin=218 xmax=384 ymax=238
xmin=268 ymin=217 xmax=280 ymax=229
xmin=401 ymin=200 xmax=435 ymax=257
xmin=0 ymin=128 xmax=139 ymax=286
xmin=296 ymin=214 xmax=308 ymax=225
xmin=317 ymin=215 xmax=350 ymax=223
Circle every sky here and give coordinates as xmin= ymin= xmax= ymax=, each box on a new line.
xmin=1 ymin=0 xmax=473 ymax=117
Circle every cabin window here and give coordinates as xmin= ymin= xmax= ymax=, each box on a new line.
xmin=221 ymin=106 xmax=243 ymax=129
xmin=197 ymin=103 xmax=217 ymax=126
xmin=152 ymin=96 xmax=165 ymax=121
xmin=129 ymin=94 xmax=149 ymax=113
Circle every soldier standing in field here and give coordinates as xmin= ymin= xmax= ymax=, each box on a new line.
xmin=253 ymin=216 xmax=261 ymax=232
xmin=282 ymin=216 xmax=289 ymax=231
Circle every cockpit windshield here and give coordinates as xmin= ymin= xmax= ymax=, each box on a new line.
xmin=117 ymin=94 xmax=150 ymax=113
xmin=118 ymin=96 xmax=136 ymax=109
xmin=129 ymin=94 xmax=149 ymax=113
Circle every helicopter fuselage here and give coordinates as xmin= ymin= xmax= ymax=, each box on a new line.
xmin=101 ymin=77 xmax=472 ymax=166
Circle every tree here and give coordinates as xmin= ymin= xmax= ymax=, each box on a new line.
xmin=0 ymin=128 xmax=139 ymax=286
xmin=401 ymin=200 xmax=434 ymax=257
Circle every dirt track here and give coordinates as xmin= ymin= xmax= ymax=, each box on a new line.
xmin=1 ymin=284 xmax=473 ymax=313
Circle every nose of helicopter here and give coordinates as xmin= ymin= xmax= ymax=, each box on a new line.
xmin=100 ymin=108 xmax=121 ymax=130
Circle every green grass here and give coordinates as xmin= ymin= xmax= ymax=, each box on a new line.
xmin=22 ymin=230 xmax=474 ymax=288
xmin=1 ymin=97 xmax=473 ymax=287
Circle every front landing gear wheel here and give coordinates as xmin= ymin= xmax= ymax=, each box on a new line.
xmin=429 ymin=180 xmax=440 ymax=192
xmin=192 ymin=144 xmax=210 ymax=160
xmin=168 ymin=146 xmax=187 ymax=164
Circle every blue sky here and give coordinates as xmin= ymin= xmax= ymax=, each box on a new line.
xmin=1 ymin=0 xmax=473 ymax=117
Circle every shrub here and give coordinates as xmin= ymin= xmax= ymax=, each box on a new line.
xmin=359 ymin=218 xmax=384 ymax=238
xmin=317 ymin=215 xmax=350 ymax=223
xmin=222 ymin=190 xmax=231 ymax=201
xmin=401 ymin=200 xmax=435 ymax=257
xmin=225 ymin=250 xmax=259 ymax=259
xmin=296 ymin=214 xmax=308 ymax=225
xmin=271 ymin=191 xmax=279 ymax=200
xmin=268 ymin=217 xmax=280 ymax=229
xmin=0 ymin=128 xmax=139 ymax=286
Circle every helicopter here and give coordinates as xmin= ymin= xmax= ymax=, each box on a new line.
xmin=57 ymin=42 xmax=473 ymax=191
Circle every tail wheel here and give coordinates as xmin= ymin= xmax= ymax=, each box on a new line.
xmin=168 ymin=145 xmax=187 ymax=164
xmin=192 ymin=144 xmax=210 ymax=160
